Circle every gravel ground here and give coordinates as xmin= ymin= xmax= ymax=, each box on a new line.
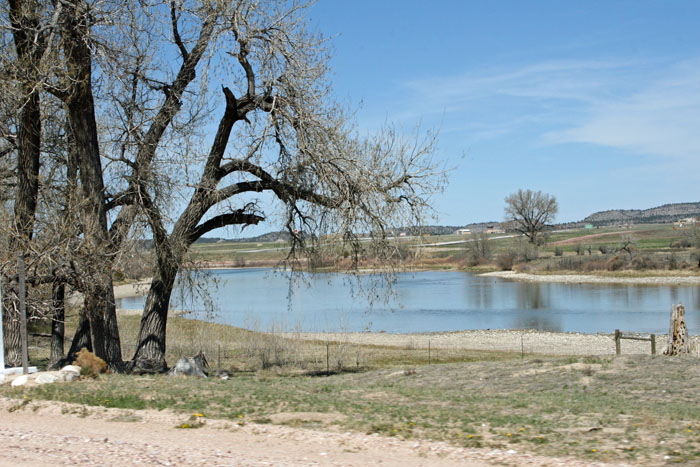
xmin=284 ymin=329 xmax=700 ymax=357
xmin=0 ymin=397 xmax=626 ymax=467
xmin=481 ymin=271 xmax=700 ymax=286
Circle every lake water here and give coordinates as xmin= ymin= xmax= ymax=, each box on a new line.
xmin=117 ymin=269 xmax=700 ymax=334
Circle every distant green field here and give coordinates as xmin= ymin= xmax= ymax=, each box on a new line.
xmin=188 ymin=223 xmax=698 ymax=274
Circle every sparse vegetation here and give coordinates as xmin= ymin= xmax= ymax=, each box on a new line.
xmin=4 ymin=354 xmax=700 ymax=465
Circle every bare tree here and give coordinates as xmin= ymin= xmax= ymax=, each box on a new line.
xmin=117 ymin=0 xmax=445 ymax=372
xmin=2 ymin=0 xmax=445 ymax=372
xmin=1 ymin=0 xmax=48 ymax=366
xmin=504 ymin=189 xmax=558 ymax=245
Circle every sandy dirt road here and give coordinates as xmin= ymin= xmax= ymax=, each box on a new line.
xmin=0 ymin=398 xmax=618 ymax=467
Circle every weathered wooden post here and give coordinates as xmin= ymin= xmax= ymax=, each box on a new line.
xmin=650 ymin=334 xmax=656 ymax=355
xmin=664 ymin=304 xmax=689 ymax=355
xmin=614 ymin=329 xmax=621 ymax=355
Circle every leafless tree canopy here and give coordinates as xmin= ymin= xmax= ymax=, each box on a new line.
xmin=1 ymin=0 xmax=447 ymax=371
xmin=504 ymin=189 xmax=558 ymax=245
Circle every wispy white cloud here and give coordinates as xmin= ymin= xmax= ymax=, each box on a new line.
xmin=396 ymin=58 xmax=700 ymax=164
xmin=546 ymin=59 xmax=700 ymax=163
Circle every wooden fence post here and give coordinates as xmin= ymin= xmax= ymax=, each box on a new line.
xmin=614 ymin=329 xmax=621 ymax=355
xmin=665 ymin=304 xmax=689 ymax=355
xmin=650 ymin=334 xmax=656 ymax=355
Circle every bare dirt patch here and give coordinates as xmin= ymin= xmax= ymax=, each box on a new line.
xmin=0 ymin=397 xmax=609 ymax=466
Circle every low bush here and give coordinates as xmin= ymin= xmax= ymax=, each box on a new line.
xmin=72 ymin=348 xmax=108 ymax=378
xmin=581 ymin=258 xmax=607 ymax=272
xmin=496 ymin=252 xmax=515 ymax=271
xmin=667 ymin=254 xmax=679 ymax=270
xmin=517 ymin=243 xmax=539 ymax=262
xmin=557 ymin=256 xmax=584 ymax=270
xmin=631 ymin=254 xmax=658 ymax=270
xmin=605 ymin=253 xmax=627 ymax=271
xmin=671 ymin=239 xmax=692 ymax=248
xmin=554 ymin=247 xmax=563 ymax=257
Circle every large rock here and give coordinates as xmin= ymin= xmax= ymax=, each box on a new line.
xmin=169 ymin=352 xmax=208 ymax=377
xmin=58 ymin=365 xmax=81 ymax=382
xmin=35 ymin=373 xmax=59 ymax=385
xmin=11 ymin=375 xmax=29 ymax=387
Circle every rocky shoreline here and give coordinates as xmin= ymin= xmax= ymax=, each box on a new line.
xmin=284 ymin=328 xmax=700 ymax=356
xmin=481 ymin=270 xmax=700 ymax=285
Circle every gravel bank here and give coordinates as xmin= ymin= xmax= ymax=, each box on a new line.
xmin=481 ymin=271 xmax=700 ymax=286
xmin=284 ymin=329 xmax=700 ymax=356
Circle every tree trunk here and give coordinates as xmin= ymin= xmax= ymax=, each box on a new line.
xmin=130 ymin=263 xmax=179 ymax=373
xmin=61 ymin=1 xmax=123 ymax=368
xmin=664 ymin=304 xmax=690 ymax=355
xmin=69 ymin=308 xmax=93 ymax=355
xmin=49 ymin=283 xmax=65 ymax=366
xmin=2 ymin=0 xmax=44 ymax=370
xmin=1 ymin=282 xmax=22 ymax=367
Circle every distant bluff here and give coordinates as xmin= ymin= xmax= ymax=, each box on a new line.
xmin=583 ymin=202 xmax=700 ymax=225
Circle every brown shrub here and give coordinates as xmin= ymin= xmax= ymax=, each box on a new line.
xmin=605 ymin=253 xmax=628 ymax=271
xmin=631 ymin=254 xmax=659 ymax=270
xmin=496 ymin=252 xmax=515 ymax=271
xmin=72 ymin=348 xmax=108 ymax=378
xmin=581 ymin=258 xmax=607 ymax=272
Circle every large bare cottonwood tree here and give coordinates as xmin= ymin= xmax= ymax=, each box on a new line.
xmin=107 ymin=0 xmax=445 ymax=372
xmin=2 ymin=0 xmax=445 ymax=372
xmin=504 ymin=189 xmax=558 ymax=245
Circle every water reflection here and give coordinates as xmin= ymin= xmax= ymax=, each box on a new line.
xmin=512 ymin=311 xmax=562 ymax=332
xmin=515 ymin=283 xmax=550 ymax=310
xmin=117 ymin=269 xmax=700 ymax=335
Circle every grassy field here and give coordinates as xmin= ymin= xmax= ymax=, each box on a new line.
xmin=187 ymin=223 xmax=700 ymax=276
xmin=3 ymin=348 xmax=699 ymax=465
xmin=6 ymin=222 xmax=698 ymax=465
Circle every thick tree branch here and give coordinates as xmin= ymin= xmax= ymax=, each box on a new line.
xmin=187 ymin=210 xmax=264 ymax=244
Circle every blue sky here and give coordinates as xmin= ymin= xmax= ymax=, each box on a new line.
xmin=304 ymin=0 xmax=700 ymax=226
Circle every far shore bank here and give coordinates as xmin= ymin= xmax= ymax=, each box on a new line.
xmin=481 ymin=270 xmax=700 ymax=285
xmin=113 ymin=279 xmax=152 ymax=299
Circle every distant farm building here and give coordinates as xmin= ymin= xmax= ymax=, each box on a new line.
xmin=584 ymin=224 xmax=594 ymax=229
xmin=456 ymin=228 xmax=471 ymax=235
xmin=675 ymin=217 xmax=699 ymax=227
xmin=485 ymin=225 xmax=505 ymax=234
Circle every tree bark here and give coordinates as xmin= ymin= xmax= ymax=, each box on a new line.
xmin=69 ymin=309 xmax=93 ymax=355
xmin=130 ymin=261 xmax=178 ymax=373
xmin=2 ymin=0 xmax=43 ymax=369
xmin=664 ymin=303 xmax=690 ymax=355
xmin=49 ymin=283 xmax=65 ymax=365
xmin=61 ymin=1 xmax=123 ymax=368
xmin=1 ymin=283 xmax=22 ymax=367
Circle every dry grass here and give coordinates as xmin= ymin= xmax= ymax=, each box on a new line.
xmin=4 ymin=353 xmax=700 ymax=465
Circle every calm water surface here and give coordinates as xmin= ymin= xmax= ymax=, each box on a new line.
xmin=117 ymin=269 xmax=700 ymax=334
